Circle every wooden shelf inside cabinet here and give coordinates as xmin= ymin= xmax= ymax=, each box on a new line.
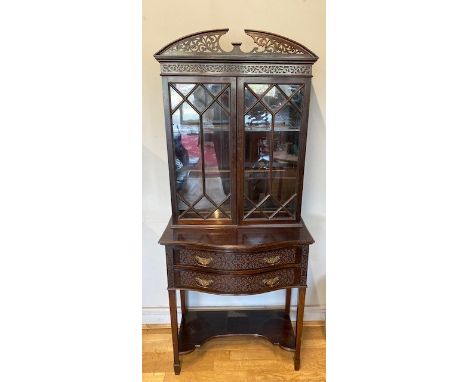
xmin=154 ymin=28 xmax=318 ymax=375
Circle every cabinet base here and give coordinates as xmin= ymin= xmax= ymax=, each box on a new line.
xmin=178 ymin=309 xmax=296 ymax=354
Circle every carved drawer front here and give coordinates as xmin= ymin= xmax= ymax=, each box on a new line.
xmin=174 ymin=268 xmax=301 ymax=294
xmin=174 ymin=247 xmax=298 ymax=271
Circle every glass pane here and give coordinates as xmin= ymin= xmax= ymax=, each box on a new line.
xmin=243 ymin=176 xmax=283 ymax=219
xmin=192 ymin=196 xmax=214 ymax=219
xmin=205 ymin=176 xmax=230 ymax=206
xmin=205 ymin=84 xmax=224 ymax=97
xmin=202 ymin=102 xmax=231 ymax=217
xmin=172 ymin=103 xmax=202 ymax=217
xmin=219 ymin=197 xmax=231 ymax=215
xmin=278 ymin=84 xmax=302 ymax=97
xmin=263 ymin=86 xmax=287 ymax=113
xmin=270 ymin=169 xmax=297 ymax=219
xmin=248 ymin=84 xmax=270 ymax=96
xmin=188 ymin=85 xmax=213 ymax=113
xmin=244 ymin=174 xmax=269 ymax=208
xmin=273 ymin=130 xmax=299 ymax=170
xmin=272 ymin=175 xmax=297 ymax=203
xmin=170 ymin=87 xmax=183 ymax=111
xmin=244 ymin=87 xmax=257 ymax=112
xmin=290 ymin=88 xmax=305 ymax=110
xmin=245 ymin=132 xmax=270 ymax=170
xmin=203 ymin=102 xmax=230 ymax=172
xmin=177 ymin=177 xmax=203 ymax=206
xmin=174 ymin=83 xmax=195 ymax=96
xmin=275 ymin=103 xmax=301 ymax=131
xmin=244 ymin=103 xmax=272 ymax=131
xmin=218 ymin=88 xmax=230 ymax=111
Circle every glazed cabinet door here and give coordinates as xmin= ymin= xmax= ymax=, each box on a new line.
xmin=163 ymin=76 xmax=237 ymax=224
xmin=237 ymin=77 xmax=311 ymax=223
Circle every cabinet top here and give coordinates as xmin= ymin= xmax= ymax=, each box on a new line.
xmin=154 ymin=29 xmax=319 ymax=64
xmin=159 ymin=219 xmax=314 ymax=251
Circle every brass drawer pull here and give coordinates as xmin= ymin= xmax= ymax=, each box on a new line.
xmin=262 ymin=276 xmax=280 ymax=287
xmin=195 ymin=255 xmax=213 ymax=266
xmin=195 ymin=277 xmax=214 ymax=288
xmin=262 ymin=255 xmax=280 ymax=265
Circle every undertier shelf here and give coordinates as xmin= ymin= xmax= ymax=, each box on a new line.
xmin=178 ymin=309 xmax=296 ymax=354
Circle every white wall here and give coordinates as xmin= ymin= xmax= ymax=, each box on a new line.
xmin=143 ymin=0 xmax=325 ymax=323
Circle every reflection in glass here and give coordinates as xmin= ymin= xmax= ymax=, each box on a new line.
xmin=273 ymin=130 xmax=299 ymax=169
xmin=170 ymin=87 xmax=183 ymax=111
xmin=203 ymin=102 xmax=231 ymax=217
xmin=272 ymin=175 xmax=296 ymax=203
xmin=244 ymin=174 xmax=269 ymax=206
xmin=290 ymin=88 xmax=304 ymax=110
xmin=174 ymin=83 xmax=195 ymax=96
xmin=244 ymin=103 xmax=272 ymax=131
xmin=169 ymin=83 xmax=232 ymax=220
xmin=278 ymin=84 xmax=302 ymax=97
xmin=249 ymin=84 xmax=270 ymax=96
xmin=218 ymin=88 xmax=230 ymax=111
xmin=188 ymin=85 xmax=213 ymax=112
xmin=205 ymin=84 xmax=224 ymax=97
xmin=171 ymin=103 xmax=201 ymax=209
xmin=264 ymin=86 xmax=287 ymax=112
xmin=244 ymin=87 xmax=257 ymax=112
xmin=275 ymin=103 xmax=301 ymax=130
xmin=242 ymin=82 xmax=303 ymax=221
xmin=245 ymin=132 xmax=269 ymax=170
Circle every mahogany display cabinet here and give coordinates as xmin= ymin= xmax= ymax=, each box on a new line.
xmin=155 ymin=29 xmax=318 ymax=374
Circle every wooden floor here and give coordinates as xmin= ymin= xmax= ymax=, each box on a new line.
xmin=142 ymin=324 xmax=326 ymax=382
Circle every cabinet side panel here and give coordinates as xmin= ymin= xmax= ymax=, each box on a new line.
xmin=294 ymin=79 xmax=312 ymax=222
xmin=161 ymin=77 xmax=179 ymax=223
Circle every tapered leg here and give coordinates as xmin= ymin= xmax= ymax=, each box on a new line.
xmin=180 ymin=290 xmax=187 ymax=315
xmin=168 ymin=290 xmax=181 ymax=374
xmin=285 ymin=288 xmax=291 ymax=315
xmin=294 ymin=288 xmax=306 ymax=371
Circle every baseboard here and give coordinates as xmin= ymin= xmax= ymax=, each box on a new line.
xmin=142 ymin=305 xmax=326 ymax=325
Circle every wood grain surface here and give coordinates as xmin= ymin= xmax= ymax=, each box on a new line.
xmin=142 ymin=325 xmax=325 ymax=381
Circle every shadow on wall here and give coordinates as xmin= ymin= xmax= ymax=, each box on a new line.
xmin=301 ymin=83 xmax=326 ymax=308
xmin=302 ymin=214 xmax=326 ymax=308
xmin=302 ymin=85 xmax=325 ymax=217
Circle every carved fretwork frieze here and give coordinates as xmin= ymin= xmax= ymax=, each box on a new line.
xmin=160 ymin=63 xmax=312 ymax=76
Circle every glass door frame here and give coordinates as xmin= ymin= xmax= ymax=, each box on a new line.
xmin=236 ymin=76 xmax=311 ymax=225
xmin=162 ymin=75 xmax=238 ymax=225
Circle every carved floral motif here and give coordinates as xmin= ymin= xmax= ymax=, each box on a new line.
xmin=157 ymin=30 xmax=316 ymax=57
xmin=249 ymin=34 xmax=307 ymax=55
xmin=176 ymin=268 xmax=297 ymax=293
xmin=176 ymin=247 xmax=298 ymax=270
xmin=161 ymin=31 xmax=227 ymax=55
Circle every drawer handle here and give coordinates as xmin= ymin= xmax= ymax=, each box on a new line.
xmin=195 ymin=277 xmax=214 ymax=288
xmin=262 ymin=276 xmax=280 ymax=287
xmin=263 ymin=255 xmax=280 ymax=265
xmin=195 ymin=255 xmax=213 ymax=266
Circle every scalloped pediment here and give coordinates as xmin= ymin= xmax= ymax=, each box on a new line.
xmin=155 ymin=29 xmax=318 ymax=59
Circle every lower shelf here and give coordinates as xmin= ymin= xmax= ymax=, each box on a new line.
xmin=178 ymin=309 xmax=296 ymax=354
